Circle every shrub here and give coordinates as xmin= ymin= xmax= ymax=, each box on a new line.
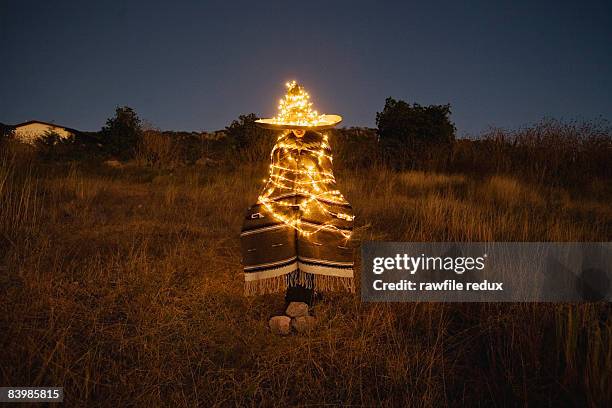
xmin=376 ymin=98 xmax=456 ymax=170
xmin=450 ymin=119 xmax=612 ymax=187
xmin=330 ymin=127 xmax=380 ymax=171
xmin=100 ymin=106 xmax=143 ymax=159
xmin=225 ymin=113 xmax=275 ymax=162
xmin=35 ymin=130 xmax=77 ymax=160
xmin=136 ymin=129 xmax=181 ymax=168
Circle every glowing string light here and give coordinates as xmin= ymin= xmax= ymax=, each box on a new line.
xmin=256 ymin=81 xmax=354 ymax=239
xmin=272 ymin=81 xmax=321 ymax=127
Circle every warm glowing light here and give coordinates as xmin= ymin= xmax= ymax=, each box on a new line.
xmin=256 ymin=81 xmax=341 ymax=130
xmin=257 ymin=130 xmax=354 ymax=239
xmin=272 ymin=80 xmax=322 ymax=127
xmin=254 ymin=81 xmax=353 ymax=239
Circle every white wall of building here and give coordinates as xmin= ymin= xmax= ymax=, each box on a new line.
xmin=14 ymin=123 xmax=74 ymax=144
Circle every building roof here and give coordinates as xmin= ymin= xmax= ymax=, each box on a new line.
xmin=13 ymin=120 xmax=79 ymax=133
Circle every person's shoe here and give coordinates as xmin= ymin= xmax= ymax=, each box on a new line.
xmin=285 ymin=285 xmax=315 ymax=306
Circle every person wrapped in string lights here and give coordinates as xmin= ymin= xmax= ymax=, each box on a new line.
xmin=241 ymin=81 xmax=354 ymax=306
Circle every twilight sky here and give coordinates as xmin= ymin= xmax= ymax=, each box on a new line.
xmin=1 ymin=0 xmax=611 ymax=135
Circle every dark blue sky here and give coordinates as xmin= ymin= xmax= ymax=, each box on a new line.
xmin=1 ymin=0 xmax=611 ymax=135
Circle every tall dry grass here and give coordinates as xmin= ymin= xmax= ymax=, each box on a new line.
xmin=0 ymin=145 xmax=43 ymax=253
xmin=0 ymin=139 xmax=610 ymax=406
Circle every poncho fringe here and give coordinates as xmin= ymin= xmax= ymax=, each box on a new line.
xmin=244 ymin=269 xmax=355 ymax=296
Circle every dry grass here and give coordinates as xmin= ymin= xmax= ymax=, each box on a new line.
xmin=1 ymin=144 xmax=611 ymax=406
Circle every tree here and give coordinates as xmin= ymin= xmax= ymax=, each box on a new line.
xmin=225 ymin=113 xmax=274 ymax=162
xmin=101 ymin=106 xmax=143 ymax=158
xmin=376 ymin=98 xmax=456 ymax=170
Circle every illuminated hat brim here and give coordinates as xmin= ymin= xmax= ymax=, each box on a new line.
xmin=255 ymin=114 xmax=342 ymax=130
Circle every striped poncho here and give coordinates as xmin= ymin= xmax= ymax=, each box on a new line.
xmin=241 ymin=130 xmax=354 ymax=295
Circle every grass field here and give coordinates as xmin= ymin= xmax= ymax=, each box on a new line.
xmin=1 ymin=142 xmax=611 ymax=406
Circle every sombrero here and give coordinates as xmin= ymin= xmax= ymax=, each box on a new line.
xmin=255 ymin=80 xmax=342 ymax=130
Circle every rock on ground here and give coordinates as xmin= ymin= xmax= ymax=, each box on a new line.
xmin=269 ymin=316 xmax=291 ymax=336
xmin=291 ymin=316 xmax=317 ymax=334
xmin=285 ymin=302 xmax=309 ymax=318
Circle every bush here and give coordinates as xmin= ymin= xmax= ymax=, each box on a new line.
xmin=450 ymin=119 xmax=612 ymax=187
xmin=376 ymin=98 xmax=456 ymax=170
xmin=35 ymin=130 xmax=77 ymax=160
xmin=225 ymin=113 xmax=275 ymax=162
xmin=100 ymin=106 xmax=143 ymax=159
xmin=136 ymin=129 xmax=182 ymax=168
xmin=330 ymin=127 xmax=380 ymax=171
